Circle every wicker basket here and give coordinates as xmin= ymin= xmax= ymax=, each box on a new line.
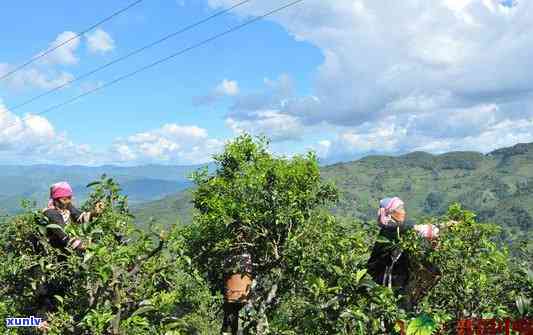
xmin=224 ymin=273 xmax=253 ymax=303
xmin=223 ymin=253 xmax=253 ymax=303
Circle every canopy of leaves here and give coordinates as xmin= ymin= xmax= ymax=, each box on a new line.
xmin=0 ymin=176 xmax=218 ymax=335
xmin=1 ymin=135 xmax=532 ymax=335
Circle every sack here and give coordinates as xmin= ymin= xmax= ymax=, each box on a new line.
xmin=413 ymin=224 xmax=439 ymax=241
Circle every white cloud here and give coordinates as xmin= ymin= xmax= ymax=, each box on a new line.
xmin=0 ymin=63 xmax=74 ymax=90
xmin=208 ymin=0 xmax=533 ymax=161
xmin=226 ymin=110 xmax=303 ymax=142
xmin=110 ymin=124 xmax=223 ymax=164
xmin=0 ymin=100 xmax=223 ymax=165
xmin=0 ymin=31 xmax=81 ymax=92
xmin=86 ymin=29 xmax=115 ymax=54
xmin=193 ymin=79 xmax=240 ymax=106
xmin=0 ymin=101 xmax=96 ymax=164
xmin=37 ymin=31 xmax=81 ymax=65
xmin=317 ymin=106 xmax=533 ymax=162
xmin=215 ymin=79 xmax=239 ymax=96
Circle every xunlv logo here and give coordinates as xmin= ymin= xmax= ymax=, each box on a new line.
xmin=5 ymin=316 xmax=42 ymax=327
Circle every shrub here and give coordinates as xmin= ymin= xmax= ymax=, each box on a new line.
xmin=0 ymin=176 xmax=217 ymax=335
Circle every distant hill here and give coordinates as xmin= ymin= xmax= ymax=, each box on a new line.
xmin=133 ymin=143 xmax=533 ymax=242
xmin=0 ymin=164 xmax=213 ymax=213
xmin=132 ymin=189 xmax=194 ymax=227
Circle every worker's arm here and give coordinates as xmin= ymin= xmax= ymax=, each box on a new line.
xmin=69 ymin=202 xmax=105 ymax=224
xmin=43 ymin=209 xmax=84 ymax=250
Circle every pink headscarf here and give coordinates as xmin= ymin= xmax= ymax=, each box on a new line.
xmin=378 ymin=197 xmax=404 ymax=226
xmin=48 ymin=182 xmax=74 ymax=209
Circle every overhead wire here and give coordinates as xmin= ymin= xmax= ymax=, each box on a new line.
xmin=0 ymin=0 xmax=144 ymax=82
xmin=0 ymin=0 xmax=305 ymax=134
xmin=6 ymin=0 xmax=253 ymax=112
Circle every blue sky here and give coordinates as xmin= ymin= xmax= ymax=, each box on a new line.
xmin=1 ymin=0 xmax=532 ymax=165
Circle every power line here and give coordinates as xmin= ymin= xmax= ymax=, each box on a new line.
xmin=0 ymin=0 xmax=144 ymax=82
xmin=6 ymin=0 xmax=253 ymax=112
xmin=0 ymin=0 xmax=304 ymax=134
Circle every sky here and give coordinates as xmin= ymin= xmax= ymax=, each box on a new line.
xmin=1 ymin=0 xmax=532 ymax=166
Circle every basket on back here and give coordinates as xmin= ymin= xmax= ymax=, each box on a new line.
xmin=223 ymin=253 xmax=253 ymax=303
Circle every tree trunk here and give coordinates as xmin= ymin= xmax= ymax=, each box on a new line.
xmin=255 ymin=282 xmax=278 ymax=335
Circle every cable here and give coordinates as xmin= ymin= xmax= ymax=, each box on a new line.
xmin=6 ymin=0 xmax=253 ymax=112
xmin=0 ymin=0 xmax=144 ymax=82
xmin=0 ymin=0 xmax=304 ymax=134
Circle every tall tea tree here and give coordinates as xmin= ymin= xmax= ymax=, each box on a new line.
xmin=0 ymin=177 xmax=218 ymax=335
xmin=188 ymin=134 xmax=338 ymax=334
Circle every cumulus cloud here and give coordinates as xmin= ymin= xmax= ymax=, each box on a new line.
xmin=0 ymin=31 xmax=82 ymax=92
xmin=0 ymin=63 xmax=74 ymax=91
xmin=317 ymin=104 xmax=533 ymax=162
xmin=0 ymin=100 xmax=223 ymax=165
xmin=229 ymin=74 xmax=293 ymax=114
xmin=110 ymin=123 xmax=224 ymax=164
xmin=37 ymin=31 xmax=81 ymax=65
xmin=86 ymin=29 xmax=115 ymax=54
xmin=216 ymin=79 xmax=239 ymax=96
xmin=193 ymin=79 xmax=240 ymax=106
xmin=226 ymin=109 xmax=304 ymax=142
xmin=208 ymin=0 xmax=533 ymax=161
xmin=0 ymin=101 xmax=96 ymax=164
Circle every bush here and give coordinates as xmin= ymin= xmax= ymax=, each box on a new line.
xmin=186 ymin=134 xmax=338 ymax=334
xmin=399 ymin=203 xmax=533 ymax=333
xmin=1 ymin=135 xmax=531 ymax=335
xmin=0 ymin=176 xmax=217 ymax=335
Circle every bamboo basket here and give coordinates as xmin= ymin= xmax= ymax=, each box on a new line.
xmin=224 ymin=273 xmax=253 ymax=303
xmin=223 ymin=253 xmax=253 ymax=303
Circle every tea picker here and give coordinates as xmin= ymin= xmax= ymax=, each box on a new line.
xmin=367 ymin=197 xmax=410 ymax=291
xmin=221 ymin=253 xmax=254 ymax=335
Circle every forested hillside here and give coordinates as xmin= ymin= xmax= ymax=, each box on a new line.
xmin=0 ymin=164 xmax=209 ymax=213
xmin=1 ymin=135 xmax=531 ymax=334
xmin=135 ymin=143 xmax=533 ymax=242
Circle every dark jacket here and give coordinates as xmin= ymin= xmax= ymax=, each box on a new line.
xmin=367 ymin=224 xmax=410 ymax=290
xmin=43 ymin=204 xmax=88 ymax=249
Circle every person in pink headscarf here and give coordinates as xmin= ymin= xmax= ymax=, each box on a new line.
xmin=367 ymin=197 xmax=411 ymax=293
xmin=37 ymin=182 xmax=105 ymax=332
xmin=42 ymin=181 xmax=104 ymax=251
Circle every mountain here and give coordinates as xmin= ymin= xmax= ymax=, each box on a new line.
xmin=132 ymin=189 xmax=194 ymax=227
xmin=0 ymin=164 xmax=212 ymax=213
xmin=133 ymin=143 xmax=533 ymax=240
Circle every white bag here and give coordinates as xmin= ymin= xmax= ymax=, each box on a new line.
xmin=413 ymin=224 xmax=439 ymax=240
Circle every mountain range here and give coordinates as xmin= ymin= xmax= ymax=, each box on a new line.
xmin=1 ymin=143 xmax=532 ymax=246
xmin=0 ymin=164 xmax=211 ymax=214
xmin=132 ymin=142 xmax=533 ymax=245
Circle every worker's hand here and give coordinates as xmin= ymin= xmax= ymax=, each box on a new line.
xmin=93 ymin=201 xmax=106 ymax=216
xmin=71 ymin=239 xmax=86 ymax=252
xmin=77 ymin=242 xmax=87 ymax=252
xmin=37 ymin=320 xmax=50 ymax=332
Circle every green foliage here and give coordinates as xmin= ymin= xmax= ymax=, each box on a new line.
xmin=0 ymin=175 xmax=217 ymax=334
xmin=1 ymin=136 xmax=532 ymax=334
xmin=187 ymin=134 xmax=338 ymax=333
xmin=136 ymin=143 xmax=533 ymax=250
xmin=406 ymin=314 xmax=437 ymax=335
xmin=269 ymin=213 xmax=404 ymax=334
